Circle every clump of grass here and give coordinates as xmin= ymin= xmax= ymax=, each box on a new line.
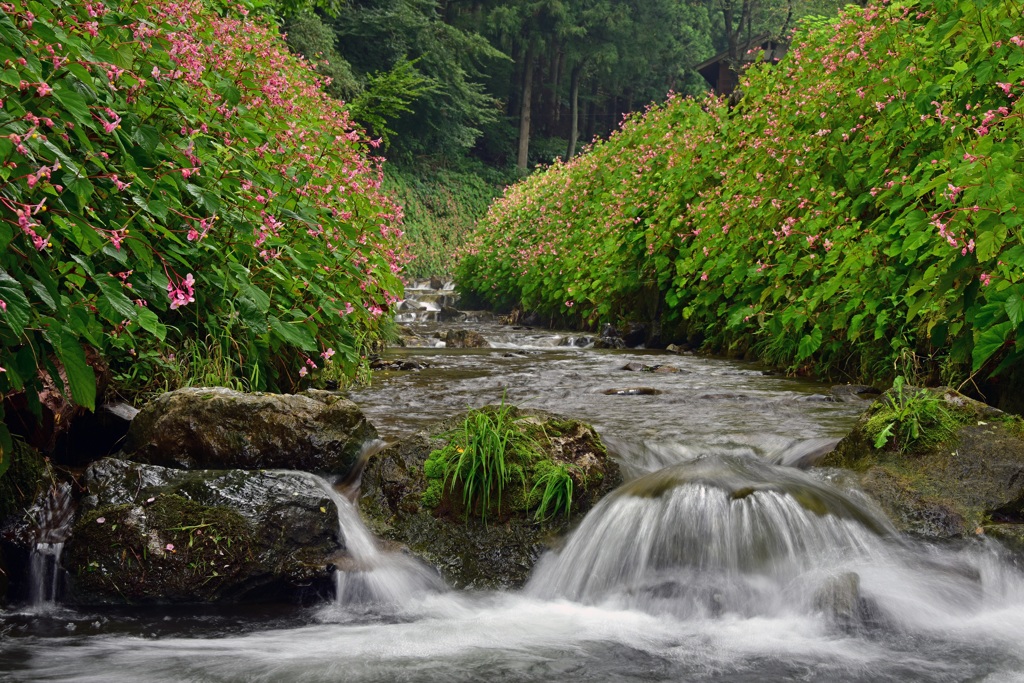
xmin=530 ymin=461 xmax=574 ymax=521
xmin=865 ymin=377 xmax=965 ymax=453
xmin=421 ymin=401 xmax=581 ymax=523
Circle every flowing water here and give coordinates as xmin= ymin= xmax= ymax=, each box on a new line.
xmin=3 ymin=287 xmax=1024 ymax=682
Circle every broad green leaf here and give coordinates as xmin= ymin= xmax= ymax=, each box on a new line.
xmin=0 ymin=269 xmax=31 ymax=337
xmin=48 ymin=325 xmax=97 ymax=411
xmin=973 ymin=321 xmax=1014 ymax=372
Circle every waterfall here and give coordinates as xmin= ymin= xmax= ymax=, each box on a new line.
xmin=27 ymin=482 xmax=74 ymax=611
xmin=527 ymin=455 xmax=901 ymax=618
xmin=302 ymin=471 xmax=445 ymax=608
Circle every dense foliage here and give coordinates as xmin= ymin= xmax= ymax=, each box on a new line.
xmin=0 ymin=0 xmax=405 ymax=459
xmin=459 ymin=0 xmax=1024 ymax=389
xmin=384 ymin=163 xmax=510 ymax=278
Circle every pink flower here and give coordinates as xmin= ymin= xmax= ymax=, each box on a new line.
xmin=35 ymin=82 xmax=52 ymax=97
xmin=96 ymin=517 xmax=106 ymax=524
xmin=700 ymin=272 xmax=708 ymax=281
xmin=167 ymin=273 xmax=196 ymax=310
xmin=299 ymin=366 xmax=308 ymax=377
xmin=0 ymin=299 xmax=6 ymax=313
xmin=980 ymin=273 xmax=991 ymax=286
xmin=320 ymin=348 xmax=335 ymax=361
xmin=165 ymin=543 xmax=175 ymax=552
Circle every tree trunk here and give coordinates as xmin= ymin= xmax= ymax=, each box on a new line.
xmin=549 ymin=45 xmax=563 ymax=129
xmin=517 ymin=43 xmax=536 ymax=172
xmin=565 ymin=62 xmax=583 ymax=160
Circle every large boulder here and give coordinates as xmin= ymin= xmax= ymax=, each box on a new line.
xmin=358 ymin=407 xmax=622 ymax=590
xmin=123 ymin=387 xmax=376 ymax=475
xmin=819 ymin=387 xmax=1024 ymax=542
xmin=63 ymin=458 xmax=342 ymax=604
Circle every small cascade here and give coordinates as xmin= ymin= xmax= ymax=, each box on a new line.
xmin=527 ymin=455 xmax=897 ymax=618
xmin=27 ymin=482 xmax=75 ymax=610
xmin=305 ymin=472 xmax=445 ymax=608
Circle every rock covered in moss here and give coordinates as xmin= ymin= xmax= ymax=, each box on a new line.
xmin=63 ymin=458 xmax=342 ymax=604
xmin=358 ymin=407 xmax=621 ymax=590
xmin=819 ymin=387 xmax=1024 ymax=542
xmin=122 ymin=387 xmax=376 ymax=475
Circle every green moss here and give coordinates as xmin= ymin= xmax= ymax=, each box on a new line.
xmin=421 ymin=479 xmax=444 ymax=508
xmin=69 ymin=494 xmax=258 ymax=603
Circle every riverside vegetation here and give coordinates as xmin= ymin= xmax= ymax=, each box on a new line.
xmin=0 ymin=0 xmax=406 ymax=460
xmin=458 ymin=0 xmax=1024 ymax=398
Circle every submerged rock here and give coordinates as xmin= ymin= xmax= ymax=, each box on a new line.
xmin=820 ymin=387 xmax=1024 ymax=542
xmin=122 ymin=387 xmax=376 ymax=476
xmin=358 ymin=408 xmax=622 ymax=590
xmin=63 ymin=458 xmax=341 ymax=604
xmin=602 ymin=387 xmax=662 ymax=396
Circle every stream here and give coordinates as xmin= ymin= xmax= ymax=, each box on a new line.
xmin=2 ymin=285 xmax=1023 ymax=682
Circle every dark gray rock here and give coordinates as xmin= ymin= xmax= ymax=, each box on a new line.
xmin=122 ymin=387 xmax=376 ymax=476
xmin=63 ymin=458 xmax=341 ymax=604
xmin=819 ymin=387 xmax=1024 ymax=543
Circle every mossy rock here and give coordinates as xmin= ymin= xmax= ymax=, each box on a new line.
xmin=123 ymin=387 xmax=376 ymax=476
xmin=63 ymin=458 xmax=342 ymax=604
xmin=358 ymin=406 xmax=621 ymax=589
xmin=819 ymin=387 xmax=1024 ymax=542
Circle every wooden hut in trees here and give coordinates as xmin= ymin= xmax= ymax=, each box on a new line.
xmin=695 ymin=35 xmax=788 ymax=95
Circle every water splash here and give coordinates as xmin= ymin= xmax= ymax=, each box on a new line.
xmin=302 ymin=472 xmax=445 ymax=609
xmin=27 ymin=482 xmax=75 ymax=611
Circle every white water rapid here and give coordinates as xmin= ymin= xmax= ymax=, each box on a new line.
xmin=302 ymin=471 xmax=445 ymax=609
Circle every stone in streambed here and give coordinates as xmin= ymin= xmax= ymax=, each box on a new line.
xmin=358 ymin=407 xmax=621 ymax=590
xmin=122 ymin=387 xmax=375 ymax=476
xmin=63 ymin=458 xmax=341 ymax=605
xmin=819 ymin=387 xmax=1024 ymax=543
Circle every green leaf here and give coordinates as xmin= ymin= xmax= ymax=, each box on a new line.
xmin=48 ymin=325 xmax=97 ymax=411
xmin=0 ymin=269 xmax=32 ymax=337
xmin=1006 ymin=295 xmax=1024 ymax=328
xmin=796 ymin=327 xmax=823 ymax=361
xmin=973 ymin=321 xmax=1014 ymax=372
xmin=135 ymin=307 xmax=167 ymax=342
xmin=53 ymin=84 xmax=91 ymax=124
xmin=269 ymin=315 xmax=316 ymax=351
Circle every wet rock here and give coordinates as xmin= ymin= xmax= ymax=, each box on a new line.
xmin=439 ymin=329 xmax=490 ymax=348
xmin=63 ymin=458 xmax=340 ymax=605
xmin=358 ymin=408 xmax=622 ymax=590
xmin=122 ymin=387 xmax=376 ymax=476
xmin=819 ymin=387 xmax=1024 ymax=541
xmin=621 ymin=363 xmax=683 ymax=374
xmin=438 ymin=305 xmax=466 ymax=323
xmin=592 ymin=337 xmax=626 ymax=350
xmin=813 ymin=572 xmax=873 ymax=632
xmin=830 ymin=385 xmax=882 ymax=402
xmin=429 ymin=276 xmax=444 ymax=290
xmin=665 ymin=343 xmax=693 ymax=355
xmin=602 ymin=387 xmax=662 ymax=396
xmin=560 ymin=335 xmax=594 ymax=347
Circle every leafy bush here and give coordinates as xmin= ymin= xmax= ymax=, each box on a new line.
xmin=0 ymin=0 xmax=406 ymax=459
xmin=458 ymin=0 xmax=1024 ymax=389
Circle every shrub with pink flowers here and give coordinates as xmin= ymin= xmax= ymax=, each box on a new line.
xmin=459 ymin=0 xmax=1024 ymax=390
xmin=0 ymin=0 xmax=405 ymax=457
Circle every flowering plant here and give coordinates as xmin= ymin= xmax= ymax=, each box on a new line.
xmin=460 ymin=0 xmax=1024 ymax=389
xmin=0 ymin=0 xmax=406 ymax=459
